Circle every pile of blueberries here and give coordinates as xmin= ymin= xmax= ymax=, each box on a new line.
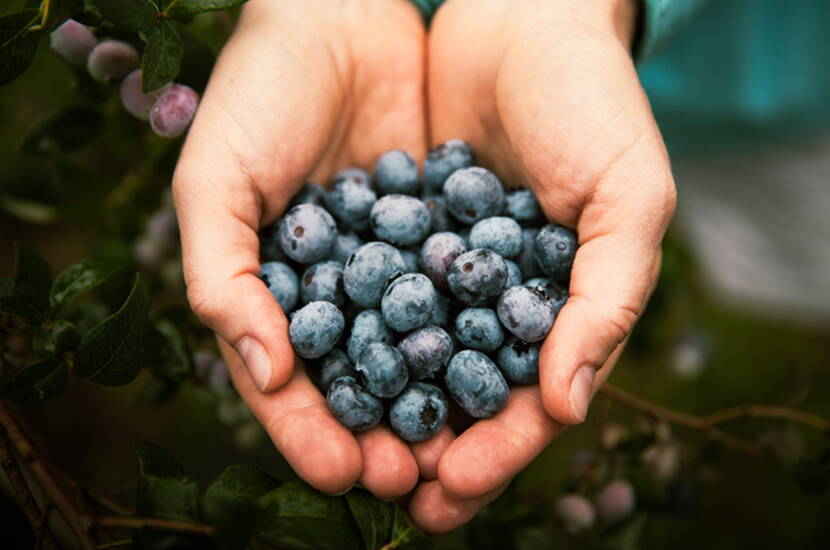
xmin=258 ymin=141 xmax=577 ymax=442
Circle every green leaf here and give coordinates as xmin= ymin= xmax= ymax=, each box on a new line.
xmin=793 ymin=458 xmax=830 ymax=496
xmin=38 ymin=0 xmax=85 ymax=30
xmin=595 ymin=513 xmax=648 ymax=550
xmin=90 ymin=0 xmax=157 ymax=31
xmin=3 ymin=356 xmax=69 ymax=403
xmin=49 ymin=256 xmax=122 ymax=312
xmin=14 ymin=242 xmax=52 ymax=298
xmin=165 ymin=0 xmax=247 ymax=19
xmin=0 ymin=278 xmax=47 ymax=325
xmin=388 ymin=506 xmax=431 ymax=550
xmin=135 ymin=440 xmax=186 ymax=478
xmin=33 ymin=319 xmax=80 ymax=356
xmin=21 ymin=106 xmax=104 ymax=156
xmin=74 ymin=274 xmax=149 ymax=385
xmin=257 ymin=482 xmax=363 ymax=550
xmin=0 ymin=9 xmax=41 ymax=86
xmin=140 ymin=19 xmax=182 ymax=92
xmin=148 ymin=318 xmax=192 ymax=382
xmin=345 ymin=490 xmax=393 ymax=550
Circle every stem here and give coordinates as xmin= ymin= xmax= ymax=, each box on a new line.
xmin=96 ymin=539 xmax=133 ymax=549
xmin=705 ymin=405 xmax=830 ymax=433
xmin=95 ymin=516 xmax=216 ymax=537
xmin=0 ymin=426 xmax=42 ymax=525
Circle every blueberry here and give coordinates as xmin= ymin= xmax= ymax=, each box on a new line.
xmin=343 ymin=242 xmax=406 ymax=307
xmin=333 ymin=167 xmax=371 ymax=188
xmin=454 ymin=308 xmax=504 ymax=352
xmin=87 ymin=40 xmax=139 ymax=84
xmin=555 ymin=494 xmax=595 ymax=533
xmin=300 ymin=261 xmax=345 ymax=307
xmin=258 ymin=261 xmax=299 ymax=312
xmin=447 ymin=248 xmax=508 ymax=306
xmin=397 ymin=326 xmax=453 ymax=380
xmin=370 ymin=195 xmax=431 ymax=246
xmin=497 ymin=286 xmax=556 ymax=342
xmin=534 ymin=224 xmax=578 ymax=283
xmin=375 ymin=150 xmax=419 ymax=195
xmin=389 ymin=382 xmax=449 ymax=442
xmin=419 ymin=232 xmax=467 ymax=290
xmin=50 ymin=19 xmax=97 ymax=66
xmin=329 ymin=231 xmax=363 ymax=263
xmin=422 ymin=195 xmax=455 ymax=233
xmin=288 ymin=301 xmax=344 ymax=359
xmin=356 ymin=342 xmax=409 ymax=398
xmin=595 ymin=480 xmax=636 ymax=523
xmin=445 ymin=350 xmax=509 ymax=418
xmin=430 ymin=291 xmax=450 ymax=327
xmin=279 ymin=204 xmax=337 ymax=264
xmin=515 ymin=229 xmax=542 ymax=278
xmin=314 ymin=349 xmax=356 ymax=392
xmin=150 ymin=84 xmax=199 ymax=139
xmin=524 ymin=277 xmax=569 ymax=315
xmin=381 ymin=273 xmax=437 ymax=332
xmin=469 ymin=216 xmax=523 ymax=258
xmin=443 ymin=167 xmax=505 ymax=224
xmin=504 ymin=260 xmax=522 ymax=289
xmin=327 ymin=376 xmax=383 ymax=431
xmin=496 ymin=337 xmax=540 ymax=384
xmin=120 ymin=70 xmax=163 ymax=120
xmin=424 ymin=139 xmax=474 ymax=194
xmin=505 ymin=188 xmax=543 ymax=225
xmin=289 ymin=183 xmax=326 ymax=208
xmin=401 ymin=249 xmax=419 ymax=273
xmin=259 ymin=220 xmax=287 ymax=262
xmin=324 ymin=175 xmax=377 ymax=232
xmin=347 ymin=309 xmax=395 ymax=363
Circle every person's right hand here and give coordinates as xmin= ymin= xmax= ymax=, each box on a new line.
xmin=172 ymin=0 xmax=427 ymax=497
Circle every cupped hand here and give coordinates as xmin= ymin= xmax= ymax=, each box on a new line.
xmin=410 ymin=0 xmax=676 ymax=532
xmin=172 ymin=0 xmax=428 ymax=497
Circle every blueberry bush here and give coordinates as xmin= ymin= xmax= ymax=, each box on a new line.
xmin=2 ymin=2 xmax=830 ymax=550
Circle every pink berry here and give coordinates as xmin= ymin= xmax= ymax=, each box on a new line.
xmin=595 ymin=479 xmax=636 ymax=523
xmin=50 ymin=19 xmax=97 ymax=66
xmin=555 ymin=494 xmax=595 ymax=532
xmin=87 ymin=40 xmax=140 ymax=84
xmin=120 ymin=70 xmax=168 ymax=120
xmin=149 ymin=84 xmax=199 ymax=138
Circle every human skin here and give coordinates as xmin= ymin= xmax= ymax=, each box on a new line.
xmin=173 ymin=0 xmax=675 ymax=534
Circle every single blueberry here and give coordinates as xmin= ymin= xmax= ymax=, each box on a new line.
xmin=314 ymin=349 xmax=356 ymax=392
xmin=497 ymin=286 xmax=556 ymax=342
xmin=389 ymin=382 xmax=449 ymax=442
xmin=496 ymin=337 xmax=540 ymax=384
xmin=347 ymin=309 xmax=395 ymax=363
xmin=333 ymin=167 xmax=371 ymax=187
xmin=401 ymin=249 xmax=420 ymax=273
xmin=424 ymin=139 xmax=474 ymax=194
xmin=469 ymin=216 xmax=523 ymax=258
xmin=324 ymin=175 xmax=377 ymax=232
xmin=279 ymin=204 xmax=337 ymax=264
xmin=505 ymin=188 xmax=544 ymax=224
xmin=430 ymin=291 xmax=451 ymax=328
xmin=300 ymin=260 xmax=345 ymax=307
xmin=289 ymin=182 xmax=326 ymax=208
xmin=381 ymin=273 xmax=437 ymax=332
xmin=356 ymin=342 xmax=409 ymax=398
xmin=445 ymin=350 xmax=509 ymax=418
xmin=50 ymin=20 xmax=97 ymax=66
xmin=258 ymin=261 xmax=298 ymax=312
xmin=288 ymin=301 xmax=345 ymax=359
xmin=329 ymin=231 xmax=363 ymax=263
xmin=524 ymin=277 xmax=569 ymax=316
xmin=397 ymin=326 xmax=454 ymax=380
xmin=87 ymin=40 xmax=139 ymax=84
xmin=422 ymin=195 xmax=456 ymax=233
xmin=419 ymin=232 xmax=467 ymax=290
xmin=454 ymin=307 xmax=504 ymax=352
xmin=504 ymin=260 xmax=522 ymax=289
xmin=370 ymin=195 xmax=431 ymax=246
xmin=534 ymin=224 xmax=578 ymax=283
xmin=149 ymin=84 xmax=199 ymax=139
xmin=327 ymin=376 xmax=383 ymax=431
xmin=516 ymin=228 xmax=542 ymax=278
xmin=447 ymin=248 xmax=508 ymax=306
xmin=443 ymin=167 xmax=505 ymax=224
xmin=343 ymin=242 xmax=406 ymax=307
xmin=375 ymin=150 xmax=419 ymax=195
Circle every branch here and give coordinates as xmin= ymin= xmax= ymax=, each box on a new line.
xmin=0 ymin=425 xmax=42 ymax=526
xmin=95 ymin=516 xmax=216 ymax=537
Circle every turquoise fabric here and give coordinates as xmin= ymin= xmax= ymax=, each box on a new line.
xmin=635 ymin=0 xmax=710 ymax=59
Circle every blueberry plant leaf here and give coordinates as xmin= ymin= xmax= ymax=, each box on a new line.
xmin=21 ymin=106 xmax=104 ymax=156
xmin=135 ymin=440 xmax=185 ymax=478
xmin=145 ymin=318 xmax=192 ymax=381
xmin=387 ymin=506 xmax=431 ymax=550
xmin=3 ymin=356 xmax=69 ymax=404
xmin=49 ymin=256 xmax=123 ymax=312
xmin=595 ymin=513 xmax=648 ymax=550
xmin=74 ymin=274 xmax=149 ymax=385
xmin=345 ymin=489 xmax=394 ymax=550
xmin=89 ymin=0 xmax=157 ymax=32
xmin=33 ymin=319 xmax=80 ymax=356
xmin=0 ymin=277 xmax=47 ymax=325
xmin=140 ymin=19 xmax=182 ymax=92
xmin=256 ymin=482 xmax=364 ymax=550
xmin=164 ymin=0 xmax=247 ymax=20
xmin=0 ymin=9 xmax=41 ymax=86
xmin=15 ymin=242 xmax=52 ymax=299
xmin=37 ymin=0 xmax=85 ymax=31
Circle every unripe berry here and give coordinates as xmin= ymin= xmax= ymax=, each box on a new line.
xmin=121 ymin=70 xmax=168 ymax=120
xmin=147 ymin=208 xmax=179 ymax=247
xmin=50 ymin=19 xmax=97 ymax=66
xmin=600 ymin=423 xmax=628 ymax=451
xmin=87 ymin=40 xmax=140 ymax=84
xmin=193 ymin=350 xmax=217 ymax=382
xmin=133 ymin=236 xmax=163 ymax=269
xmin=642 ymin=442 xmax=681 ymax=481
xmin=149 ymin=84 xmax=199 ymax=138
xmin=234 ymin=420 xmax=265 ymax=451
xmin=595 ymin=480 xmax=635 ymax=523
xmin=555 ymin=494 xmax=595 ymax=533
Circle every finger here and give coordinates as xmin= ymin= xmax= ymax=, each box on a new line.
xmin=409 ymin=425 xmax=456 ymax=480
xmin=408 ymin=480 xmax=507 ymax=535
xmin=220 ymin=340 xmax=362 ymax=494
xmin=356 ymin=426 xmax=419 ymax=500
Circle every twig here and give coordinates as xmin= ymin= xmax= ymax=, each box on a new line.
xmin=705 ymin=405 xmax=830 ymax=433
xmin=96 ymin=539 xmax=133 ymax=549
xmin=0 ymin=425 xmax=42 ymax=526
xmin=95 ymin=516 xmax=216 ymax=537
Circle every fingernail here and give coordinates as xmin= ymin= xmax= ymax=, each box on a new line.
xmin=236 ymin=336 xmax=272 ymax=391
xmin=568 ymin=365 xmax=595 ymax=422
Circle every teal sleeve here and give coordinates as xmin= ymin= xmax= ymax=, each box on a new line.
xmin=408 ymin=0 xmax=445 ymax=21
xmin=636 ymin=0 xmax=712 ymax=60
